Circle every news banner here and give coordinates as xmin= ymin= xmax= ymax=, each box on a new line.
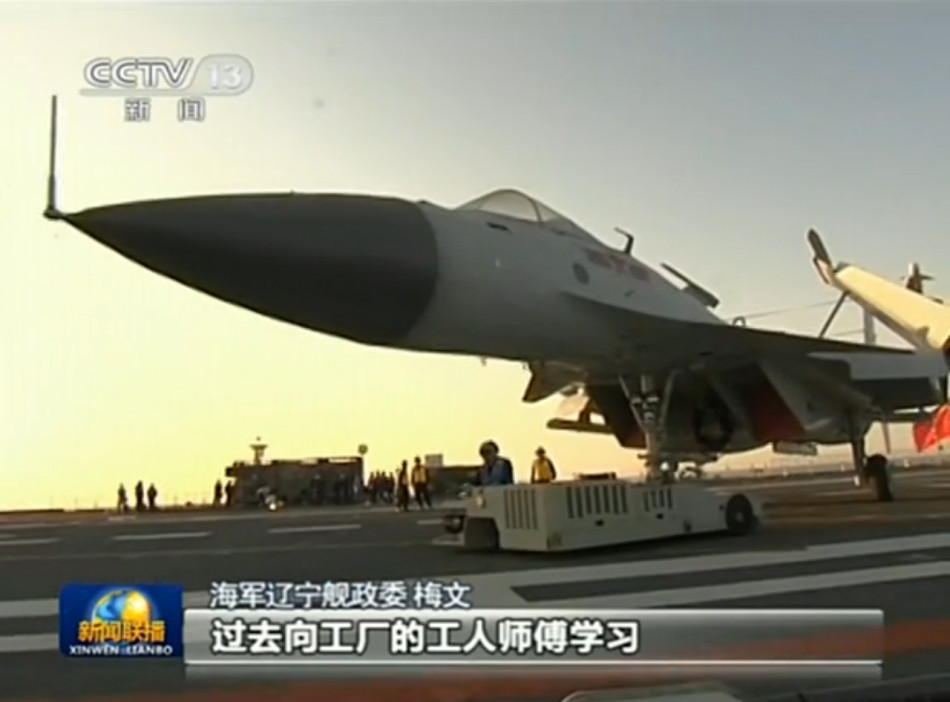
xmin=59 ymin=582 xmax=884 ymax=677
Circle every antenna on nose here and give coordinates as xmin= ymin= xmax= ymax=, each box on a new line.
xmin=43 ymin=95 xmax=64 ymax=221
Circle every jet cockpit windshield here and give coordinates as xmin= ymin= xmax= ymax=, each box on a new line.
xmin=456 ymin=189 xmax=591 ymax=238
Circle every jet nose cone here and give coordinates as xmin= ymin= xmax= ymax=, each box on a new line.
xmin=65 ymin=194 xmax=439 ymax=345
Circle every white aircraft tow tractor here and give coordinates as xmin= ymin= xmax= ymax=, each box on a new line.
xmin=436 ymin=479 xmax=762 ymax=552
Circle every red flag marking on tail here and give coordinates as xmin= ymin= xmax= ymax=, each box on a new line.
xmin=914 ymin=404 xmax=950 ymax=452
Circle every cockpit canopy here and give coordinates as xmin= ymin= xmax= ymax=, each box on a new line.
xmin=456 ymin=189 xmax=591 ymax=238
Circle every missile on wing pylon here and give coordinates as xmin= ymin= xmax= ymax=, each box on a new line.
xmin=807 ymin=229 xmax=950 ymax=358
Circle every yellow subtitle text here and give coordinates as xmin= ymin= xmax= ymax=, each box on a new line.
xmin=77 ymin=620 xmax=166 ymax=644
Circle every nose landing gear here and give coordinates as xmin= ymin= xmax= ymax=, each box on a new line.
xmin=619 ymin=373 xmax=676 ymax=482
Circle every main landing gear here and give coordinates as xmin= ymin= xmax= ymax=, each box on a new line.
xmin=850 ymin=437 xmax=894 ymax=502
xmin=620 ymin=373 xmax=675 ymax=483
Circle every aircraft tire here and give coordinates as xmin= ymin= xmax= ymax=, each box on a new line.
xmin=724 ymin=494 xmax=756 ymax=535
xmin=866 ymin=454 xmax=894 ymax=502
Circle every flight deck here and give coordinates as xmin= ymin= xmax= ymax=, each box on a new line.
xmin=1 ymin=466 xmax=949 ymax=702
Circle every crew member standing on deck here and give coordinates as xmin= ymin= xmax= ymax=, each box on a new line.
xmin=530 ymin=447 xmax=557 ymax=483
xmin=396 ymin=461 xmax=411 ymax=512
xmin=477 ymin=440 xmax=514 ymax=486
xmin=117 ymin=484 xmax=128 ymax=513
xmin=134 ymin=481 xmax=145 ymax=512
xmin=411 ymin=457 xmax=432 ymax=509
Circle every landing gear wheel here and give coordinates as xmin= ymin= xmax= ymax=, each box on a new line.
xmin=620 ymin=373 xmax=675 ymax=481
xmin=865 ymin=454 xmax=894 ymax=503
xmin=725 ymin=494 xmax=756 ymax=535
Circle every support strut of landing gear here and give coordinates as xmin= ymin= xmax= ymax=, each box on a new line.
xmin=619 ymin=373 xmax=676 ymax=483
xmin=850 ymin=437 xmax=894 ymax=502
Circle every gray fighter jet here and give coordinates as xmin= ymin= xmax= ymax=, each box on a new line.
xmin=42 ymin=97 xmax=948 ymax=501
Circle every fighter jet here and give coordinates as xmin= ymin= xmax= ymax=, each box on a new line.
xmin=42 ymin=96 xmax=949 ymax=502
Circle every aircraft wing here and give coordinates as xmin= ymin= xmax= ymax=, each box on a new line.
xmin=679 ymin=318 xmax=917 ymax=359
xmin=548 ymin=291 xmax=947 ymax=456
xmin=564 ymin=290 xmax=919 ymax=374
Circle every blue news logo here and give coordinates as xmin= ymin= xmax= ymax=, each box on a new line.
xmin=59 ymin=584 xmax=184 ymax=657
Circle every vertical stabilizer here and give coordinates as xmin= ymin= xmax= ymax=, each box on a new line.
xmin=43 ymin=95 xmax=64 ymax=221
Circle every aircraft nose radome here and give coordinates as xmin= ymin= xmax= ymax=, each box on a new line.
xmin=64 ymin=194 xmax=440 ymax=345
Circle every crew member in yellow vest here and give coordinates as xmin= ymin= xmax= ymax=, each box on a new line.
xmin=396 ymin=461 xmax=411 ymax=512
xmin=411 ymin=456 xmax=432 ymax=509
xmin=531 ymin=447 xmax=557 ymax=483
